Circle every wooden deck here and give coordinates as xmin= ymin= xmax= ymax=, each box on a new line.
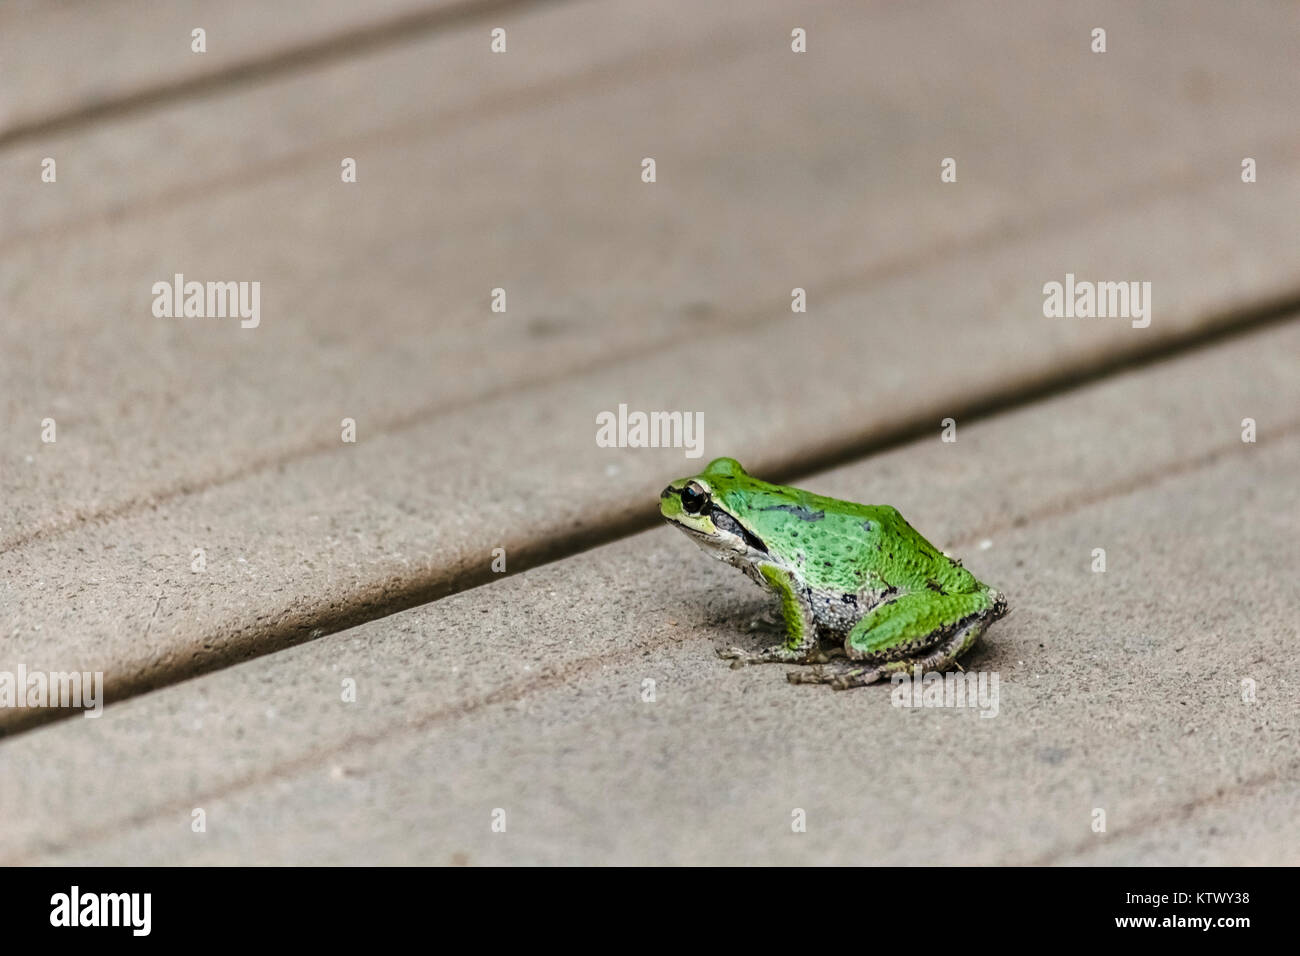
xmin=1 ymin=0 xmax=1297 ymax=864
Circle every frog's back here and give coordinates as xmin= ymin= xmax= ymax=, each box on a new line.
xmin=870 ymin=504 xmax=983 ymax=594
xmin=722 ymin=474 xmax=983 ymax=596
xmin=811 ymin=498 xmax=983 ymax=597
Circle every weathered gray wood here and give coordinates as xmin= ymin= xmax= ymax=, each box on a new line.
xmin=2 ymin=0 xmax=1298 ymax=726
xmin=1 ymin=321 xmax=1296 ymax=863
xmin=0 ymin=0 xmax=508 ymax=145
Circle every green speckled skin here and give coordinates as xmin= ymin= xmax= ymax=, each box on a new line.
xmin=659 ymin=457 xmax=1008 ymax=688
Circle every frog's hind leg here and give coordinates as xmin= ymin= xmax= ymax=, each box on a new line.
xmin=790 ymin=589 xmax=1006 ymax=690
xmin=786 ymin=614 xmax=979 ymax=689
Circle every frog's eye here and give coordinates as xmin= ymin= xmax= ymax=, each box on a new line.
xmin=680 ymin=481 xmax=710 ymax=515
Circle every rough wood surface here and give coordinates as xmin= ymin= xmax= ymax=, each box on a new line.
xmin=2 ymin=322 xmax=1296 ymax=863
xmin=2 ymin=0 xmax=1297 ymax=864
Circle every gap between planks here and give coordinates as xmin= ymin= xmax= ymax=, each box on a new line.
xmin=4 ymin=424 xmax=1296 ymax=865
xmin=4 ymin=300 xmax=1300 ymax=741
xmin=0 ymin=0 xmax=563 ymax=151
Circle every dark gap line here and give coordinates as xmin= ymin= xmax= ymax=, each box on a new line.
xmin=3 ymin=292 xmax=1299 ymax=740
xmin=1025 ymin=762 xmax=1299 ymax=866
xmin=760 ymin=293 xmax=1300 ymax=489
xmin=4 ymin=423 xmax=1296 ymax=863
xmin=0 ymin=0 xmax=563 ymax=151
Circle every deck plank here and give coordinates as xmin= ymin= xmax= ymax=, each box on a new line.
xmin=3 ymin=170 xmax=1299 ymax=732
xmin=6 ymin=0 xmax=1299 ymax=525
xmin=0 ymin=0 xmax=499 ymax=144
xmin=3 ymin=0 xmax=1300 ymax=722
xmin=1 ymin=321 xmax=1296 ymax=863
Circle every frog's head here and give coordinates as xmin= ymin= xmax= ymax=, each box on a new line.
xmin=660 ymin=457 xmax=771 ymax=563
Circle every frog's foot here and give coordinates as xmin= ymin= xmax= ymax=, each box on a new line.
xmin=716 ymin=644 xmax=838 ymax=669
xmin=786 ymin=662 xmax=886 ymax=687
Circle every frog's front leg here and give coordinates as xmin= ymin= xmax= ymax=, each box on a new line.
xmin=717 ymin=564 xmax=825 ymax=667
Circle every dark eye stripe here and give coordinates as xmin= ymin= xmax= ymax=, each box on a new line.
xmin=708 ymin=506 xmax=768 ymax=553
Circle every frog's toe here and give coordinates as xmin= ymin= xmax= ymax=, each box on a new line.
xmin=786 ymin=668 xmax=829 ymax=685
xmin=830 ymin=667 xmax=886 ymax=690
xmin=716 ymin=646 xmax=752 ymax=668
xmin=988 ymin=588 xmax=1010 ymax=618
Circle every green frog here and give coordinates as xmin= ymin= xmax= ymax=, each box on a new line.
xmin=660 ymin=457 xmax=1007 ymax=689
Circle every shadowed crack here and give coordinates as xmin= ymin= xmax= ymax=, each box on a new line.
xmin=0 ymin=0 xmax=564 ymax=151
xmin=2 ymin=426 xmax=1295 ymax=862
xmin=1 ymin=345 xmax=1296 ymax=747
